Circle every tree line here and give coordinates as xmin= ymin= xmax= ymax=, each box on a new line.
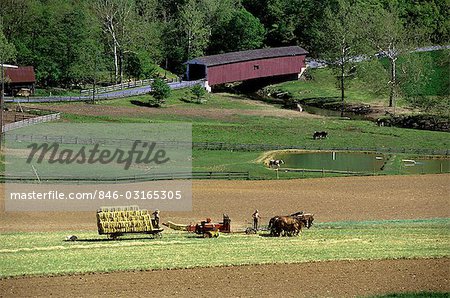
xmin=0 ymin=0 xmax=448 ymax=93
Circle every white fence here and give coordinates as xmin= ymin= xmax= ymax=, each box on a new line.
xmin=5 ymin=80 xmax=203 ymax=103
xmin=3 ymin=113 xmax=61 ymax=132
xmin=80 ymin=79 xmax=157 ymax=95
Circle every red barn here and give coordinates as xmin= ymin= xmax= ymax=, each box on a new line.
xmin=4 ymin=66 xmax=36 ymax=96
xmin=185 ymin=46 xmax=308 ymax=91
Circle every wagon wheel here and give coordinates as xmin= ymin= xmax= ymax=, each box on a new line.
xmin=109 ymin=233 xmax=119 ymax=240
xmin=155 ymin=232 xmax=163 ymax=239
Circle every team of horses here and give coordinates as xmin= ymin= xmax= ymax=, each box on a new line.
xmin=268 ymin=211 xmax=314 ymax=237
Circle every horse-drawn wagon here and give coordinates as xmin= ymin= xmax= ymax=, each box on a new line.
xmin=96 ymin=206 xmax=163 ymax=239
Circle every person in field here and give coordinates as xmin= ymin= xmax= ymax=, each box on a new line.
xmin=252 ymin=210 xmax=260 ymax=230
xmin=153 ymin=209 xmax=160 ymax=228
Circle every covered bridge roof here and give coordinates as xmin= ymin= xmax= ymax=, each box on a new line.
xmin=5 ymin=66 xmax=36 ymax=83
xmin=186 ymin=46 xmax=308 ymax=67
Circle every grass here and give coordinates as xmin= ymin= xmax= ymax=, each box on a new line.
xmin=97 ymin=88 xmax=266 ymax=110
xmin=0 ymin=218 xmax=448 ymax=278
xmin=61 ymin=111 xmax=449 ymax=151
xmin=276 ymin=68 xmax=386 ymax=105
xmin=41 ymin=96 xmax=449 ymax=179
xmin=369 ymin=293 xmax=449 ymax=298
xmin=275 ymin=50 xmax=450 ymax=107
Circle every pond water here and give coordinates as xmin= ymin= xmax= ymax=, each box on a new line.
xmin=301 ymin=105 xmax=368 ymax=120
xmin=272 ymin=151 xmax=450 ymax=174
xmin=274 ymin=151 xmax=386 ymax=173
xmin=402 ymin=158 xmax=450 ymax=174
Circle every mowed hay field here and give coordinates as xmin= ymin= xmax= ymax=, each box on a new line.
xmin=0 ymin=174 xmax=449 ymax=297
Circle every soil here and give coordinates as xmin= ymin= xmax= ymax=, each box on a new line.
xmin=1 ymin=174 xmax=448 ymax=232
xmin=0 ymin=259 xmax=448 ymax=297
xmin=0 ymin=174 xmax=448 ymax=297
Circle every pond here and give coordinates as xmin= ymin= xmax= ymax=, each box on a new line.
xmin=402 ymin=158 xmax=450 ymax=174
xmin=271 ymin=151 xmax=450 ymax=174
xmin=273 ymin=151 xmax=386 ymax=173
xmin=301 ymin=105 xmax=368 ymax=120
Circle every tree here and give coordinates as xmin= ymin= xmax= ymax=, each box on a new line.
xmin=363 ymin=3 xmax=423 ymax=109
xmin=150 ymin=78 xmax=171 ymax=106
xmin=0 ymin=20 xmax=16 ymax=64
xmin=191 ymin=84 xmax=207 ymax=103
xmin=214 ymin=8 xmax=265 ymax=53
xmin=93 ymin=0 xmax=133 ymax=84
xmin=179 ymin=0 xmax=210 ymax=60
xmin=314 ymin=0 xmax=368 ymax=116
xmin=124 ymin=52 xmax=142 ymax=80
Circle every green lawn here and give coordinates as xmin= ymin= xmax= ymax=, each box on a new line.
xmin=61 ymin=111 xmax=449 ymax=151
xmin=0 ymin=219 xmax=448 ymax=278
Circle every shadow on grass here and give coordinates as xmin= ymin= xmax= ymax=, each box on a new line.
xmin=130 ymin=100 xmax=160 ymax=108
xmin=65 ymin=236 xmax=160 ymax=242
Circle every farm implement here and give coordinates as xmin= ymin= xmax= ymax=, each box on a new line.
xmin=96 ymin=205 xmax=163 ymax=239
xmin=164 ymin=214 xmax=231 ymax=238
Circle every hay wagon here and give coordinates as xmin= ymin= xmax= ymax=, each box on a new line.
xmin=96 ymin=206 xmax=163 ymax=239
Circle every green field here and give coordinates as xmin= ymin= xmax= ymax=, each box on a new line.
xmin=23 ymin=84 xmax=450 ymax=180
xmin=0 ymin=219 xmax=448 ymax=278
xmin=61 ymin=103 xmax=448 ymax=151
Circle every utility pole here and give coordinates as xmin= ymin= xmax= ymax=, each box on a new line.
xmin=0 ymin=63 xmax=18 ymax=148
xmin=1 ymin=60 xmax=4 ymax=149
xmin=92 ymin=52 xmax=97 ymax=104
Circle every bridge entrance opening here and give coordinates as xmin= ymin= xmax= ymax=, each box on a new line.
xmin=188 ymin=64 xmax=206 ymax=80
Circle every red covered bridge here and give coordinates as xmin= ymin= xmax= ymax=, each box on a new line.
xmin=185 ymin=46 xmax=308 ymax=91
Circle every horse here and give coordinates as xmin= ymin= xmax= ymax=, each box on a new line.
xmin=268 ymin=159 xmax=284 ymax=168
xmin=313 ymin=131 xmax=328 ymax=140
xmin=296 ymin=213 xmax=314 ymax=229
xmin=268 ymin=213 xmax=314 ymax=237
xmin=269 ymin=215 xmax=305 ymax=237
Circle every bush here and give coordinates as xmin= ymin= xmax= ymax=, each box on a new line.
xmin=191 ymin=84 xmax=207 ymax=104
xmin=150 ymin=78 xmax=171 ymax=107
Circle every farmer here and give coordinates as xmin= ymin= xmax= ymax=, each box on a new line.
xmin=153 ymin=209 xmax=160 ymax=228
xmin=252 ymin=210 xmax=260 ymax=230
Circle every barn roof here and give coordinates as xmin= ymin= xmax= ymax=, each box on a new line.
xmin=5 ymin=66 xmax=36 ymax=83
xmin=186 ymin=46 xmax=308 ymax=67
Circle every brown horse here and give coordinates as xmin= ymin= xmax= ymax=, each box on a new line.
xmin=268 ymin=213 xmax=314 ymax=237
xmin=269 ymin=216 xmax=305 ymax=237
xmin=297 ymin=213 xmax=314 ymax=229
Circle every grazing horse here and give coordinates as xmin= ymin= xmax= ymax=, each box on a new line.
xmin=268 ymin=159 xmax=284 ymax=168
xmin=313 ymin=131 xmax=328 ymax=140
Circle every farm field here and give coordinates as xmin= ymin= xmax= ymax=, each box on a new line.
xmin=3 ymin=67 xmax=449 ymax=296
xmin=20 ymin=89 xmax=449 ymax=180
xmin=0 ymin=175 xmax=449 ymax=297
xmin=0 ymin=219 xmax=449 ymax=278
xmin=27 ymin=90 xmax=449 ymax=152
